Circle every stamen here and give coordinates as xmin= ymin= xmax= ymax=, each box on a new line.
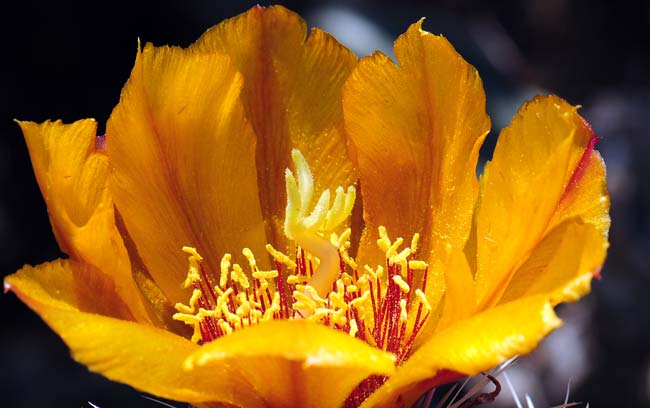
xmin=172 ymin=151 xmax=434 ymax=408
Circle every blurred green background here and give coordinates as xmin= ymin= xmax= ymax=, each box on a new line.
xmin=1 ymin=1 xmax=648 ymax=407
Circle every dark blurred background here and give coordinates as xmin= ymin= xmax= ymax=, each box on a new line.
xmin=1 ymin=1 xmax=648 ymax=407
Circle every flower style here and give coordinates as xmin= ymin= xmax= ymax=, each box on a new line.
xmin=6 ymin=5 xmax=610 ymax=408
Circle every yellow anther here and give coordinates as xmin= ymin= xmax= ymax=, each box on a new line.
xmin=415 ymin=288 xmax=432 ymax=311
xmin=172 ymin=313 xmax=203 ymax=343
xmin=252 ymin=270 xmax=279 ymax=280
xmin=349 ymin=290 xmax=371 ymax=309
xmin=408 ymin=260 xmax=428 ymax=270
xmin=197 ymin=307 xmax=218 ymax=319
xmin=262 ymin=292 xmax=281 ymax=321
xmin=218 ymin=320 xmax=233 ymax=335
xmin=250 ymin=309 xmax=262 ymax=324
xmin=221 ymin=305 xmax=240 ymax=326
xmin=172 ymin=313 xmax=201 ymax=325
xmin=311 ymin=308 xmax=330 ymax=323
xmin=377 ymin=226 xmax=391 ymax=252
xmin=399 ymin=298 xmax=408 ymax=322
xmin=398 ymin=247 xmax=412 ymax=260
xmin=181 ymin=247 xmax=203 ymax=288
xmin=265 ymin=244 xmax=297 ymax=269
xmin=349 ymin=318 xmax=359 ymax=337
xmin=341 ymin=252 xmax=358 ymax=270
xmin=174 ymin=288 xmax=203 ymax=314
xmin=356 ymin=274 xmax=369 ymax=287
xmin=347 ymin=284 xmax=359 ymax=293
xmin=364 ymin=265 xmax=377 ymax=281
xmin=242 ymin=247 xmax=257 ymax=271
xmin=410 ymin=233 xmax=420 ymax=254
xmin=392 ymin=275 xmax=410 ymax=293
xmin=387 ymin=237 xmax=404 ymax=259
xmin=231 ymin=264 xmax=250 ymax=289
xmin=236 ymin=301 xmax=251 ymax=318
xmin=341 ymin=273 xmax=353 ymax=286
xmin=329 ymin=291 xmax=349 ymax=311
xmin=174 ymin=303 xmax=193 ymax=314
xmin=258 ymin=279 xmax=269 ymax=291
xmin=298 ymin=284 xmax=327 ymax=306
xmin=332 ymin=309 xmax=348 ymax=326
xmin=287 ymin=274 xmax=306 ymax=285
xmin=182 ymin=246 xmax=204 ymax=262
xmin=220 ymin=253 xmax=232 ymax=288
xmin=293 ymin=291 xmax=318 ymax=312
xmin=335 ymin=278 xmax=345 ymax=295
xmin=218 ymin=287 xmax=234 ymax=305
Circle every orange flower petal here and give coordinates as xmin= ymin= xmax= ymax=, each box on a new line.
xmin=343 ymin=20 xmax=490 ymax=303
xmin=18 ymin=119 xmax=149 ymax=322
xmin=361 ymin=295 xmax=561 ymax=408
xmin=186 ymin=320 xmax=396 ymax=407
xmin=472 ymin=95 xmax=607 ymax=307
xmin=5 ymin=260 xmax=259 ymax=406
xmin=107 ymin=42 xmax=268 ymax=306
xmin=500 ymin=219 xmax=607 ymax=305
xmin=192 ymin=5 xmax=358 ymax=249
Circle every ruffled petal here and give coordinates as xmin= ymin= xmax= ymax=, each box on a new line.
xmin=107 ymin=42 xmax=268 ymax=306
xmin=5 ymin=260 xmax=258 ymax=406
xmin=192 ymin=5 xmax=358 ymax=249
xmin=186 ymin=320 xmax=396 ymax=408
xmin=360 ymin=295 xmax=561 ymax=408
xmin=18 ymin=119 xmax=149 ymax=322
xmin=343 ymin=20 xmax=490 ymax=304
xmin=472 ymin=95 xmax=608 ymax=307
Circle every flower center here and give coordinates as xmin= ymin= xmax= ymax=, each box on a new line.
xmin=172 ymin=150 xmax=432 ymax=405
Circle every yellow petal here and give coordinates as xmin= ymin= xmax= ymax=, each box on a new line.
xmin=343 ymin=20 xmax=490 ymax=301
xmin=107 ymin=42 xmax=268 ymax=306
xmin=5 ymin=260 xmax=257 ymax=406
xmin=473 ymin=95 xmax=606 ymax=307
xmin=437 ymin=249 xmax=476 ymax=331
xmin=186 ymin=320 xmax=396 ymax=408
xmin=361 ymin=295 xmax=561 ymax=408
xmin=500 ymin=219 xmax=606 ymax=305
xmin=18 ymin=119 xmax=150 ymax=322
xmin=192 ymin=5 xmax=358 ymax=249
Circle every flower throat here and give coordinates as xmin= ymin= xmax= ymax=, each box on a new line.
xmin=173 ymin=150 xmax=432 ymax=405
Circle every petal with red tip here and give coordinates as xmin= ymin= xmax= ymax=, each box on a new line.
xmin=472 ymin=95 xmax=609 ymax=308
